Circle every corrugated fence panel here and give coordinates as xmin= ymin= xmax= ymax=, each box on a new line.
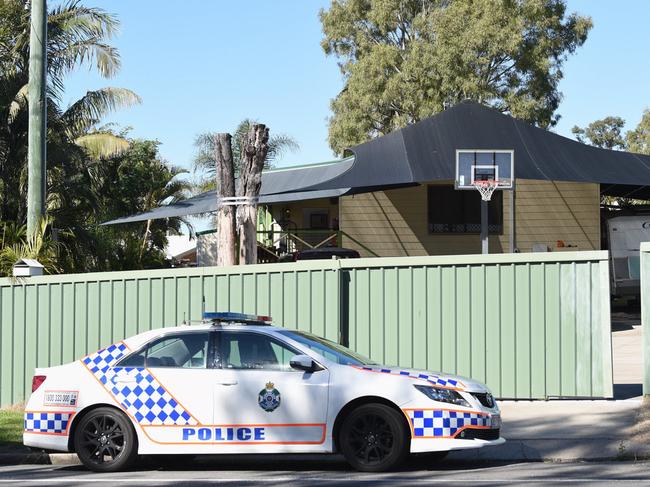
xmin=341 ymin=252 xmax=613 ymax=400
xmin=0 ymin=261 xmax=340 ymax=407
xmin=0 ymin=251 xmax=612 ymax=406
xmin=641 ymin=242 xmax=650 ymax=396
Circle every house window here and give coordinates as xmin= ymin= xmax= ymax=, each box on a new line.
xmin=427 ymin=185 xmax=503 ymax=234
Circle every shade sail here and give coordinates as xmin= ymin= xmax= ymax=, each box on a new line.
xmin=102 ymin=187 xmax=350 ymax=225
xmin=105 ymin=101 xmax=650 ymax=225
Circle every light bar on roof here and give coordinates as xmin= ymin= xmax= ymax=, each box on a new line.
xmin=202 ymin=311 xmax=272 ymax=324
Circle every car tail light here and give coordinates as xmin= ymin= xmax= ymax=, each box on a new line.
xmin=31 ymin=375 xmax=46 ymax=392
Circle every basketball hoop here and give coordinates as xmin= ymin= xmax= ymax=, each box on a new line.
xmin=472 ymin=180 xmax=500 ymax=201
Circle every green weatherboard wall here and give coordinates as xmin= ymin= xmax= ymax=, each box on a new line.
xmin=0 ymin=252 xmax=612 ymax=406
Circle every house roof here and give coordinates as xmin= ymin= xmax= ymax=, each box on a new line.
xmin=289 ymin=101 xmax=650 ymax=197
xmin=104 ymin=101 xmax=650 ymax=225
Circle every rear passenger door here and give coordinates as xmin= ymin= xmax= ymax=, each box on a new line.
xmin=211 ymin=330 xmax=330 ymax=451
xmin=112 ymin=331 xmax=214 ymax=439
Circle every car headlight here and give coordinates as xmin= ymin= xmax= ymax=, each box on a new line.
xmin=414 ymin=385 xmax=470 ymax=407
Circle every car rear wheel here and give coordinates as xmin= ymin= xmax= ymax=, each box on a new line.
xmin=73 ymin=407 xmax=137 ymax=472
xmin=339 ymin=403 xmax=409 ymax=472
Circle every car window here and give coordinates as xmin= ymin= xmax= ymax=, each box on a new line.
xmin=276 ymin=329 xmax=376 ymax=366
xmin=217 ymin=332 xmax=298 ymax=371
xmin=117 ymin=332 xmax=210 ymax=369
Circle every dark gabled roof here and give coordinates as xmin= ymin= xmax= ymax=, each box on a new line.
xmin=105 ymin=101 xmax=650 ymax=225
xmin=288 ymin=101 xmax=650 ymax=198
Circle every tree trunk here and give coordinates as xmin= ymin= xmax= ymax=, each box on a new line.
xmin=214 ymin=133 xmax=236 ymax=266
xmin=237 ymin=124 xmax=270 ymax=265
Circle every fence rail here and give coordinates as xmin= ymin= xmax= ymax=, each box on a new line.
xmin=0 ymin=251 xmax=612 ymax=406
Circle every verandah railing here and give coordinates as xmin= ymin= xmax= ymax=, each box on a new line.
xmin=256 ymin=229 xmax=379 ymax=261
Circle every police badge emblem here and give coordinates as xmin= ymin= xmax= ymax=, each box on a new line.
xmin=258 ymin=382 xmax=281 ymax=412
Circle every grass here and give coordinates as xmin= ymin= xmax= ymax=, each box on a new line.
xmin=0 ymin=409 xmax=23 ymax=448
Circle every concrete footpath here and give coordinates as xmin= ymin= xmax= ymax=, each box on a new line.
xmin=450 ymin=398 xmax=650 ymax=462
xmin=453 ymin=318 xmax=649 ymax=462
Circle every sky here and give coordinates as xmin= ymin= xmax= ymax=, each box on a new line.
xmin=59 ymin=0 xmax=650 ymax=172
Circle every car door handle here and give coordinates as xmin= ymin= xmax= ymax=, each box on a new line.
xmin=216 ymin=380 xmax=238 ymax=386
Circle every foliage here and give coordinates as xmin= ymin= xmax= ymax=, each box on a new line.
xmin=55 ymin=138 xmax=193 ymax=272
xmin=626 ymin=109 xmax=650 ymax=155
xmin=320 ymin=0 xmax=592 ymax=154
xmin=0 ymin=1 xmax=186 ymax=272
xmin=572 ymin=111 xmax=650 ymax=206
xmin=0 ymin=409 xmax=23 ymax=446
xmin=0 ymin=217 xmax=66 ymax=277
xmin=193 ymin=119 xmax=299 ymax=193
xmin=571 ymin=117 xmax=626 ymax=150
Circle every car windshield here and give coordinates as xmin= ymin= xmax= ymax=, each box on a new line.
xmin=277 ymin=330 xmax=376 ymax=366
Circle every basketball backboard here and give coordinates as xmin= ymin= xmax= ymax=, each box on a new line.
xmin=455 ymin=150 xmax=514 ymax=190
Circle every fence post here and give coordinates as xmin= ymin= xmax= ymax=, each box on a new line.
xmin=642 ymin=242 xmax=650 ymax=397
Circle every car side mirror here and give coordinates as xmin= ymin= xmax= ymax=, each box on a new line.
xmin=290 ymin=354 xmax=319 ymax=372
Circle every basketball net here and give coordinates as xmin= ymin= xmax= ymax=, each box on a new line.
xmin=472 ymin=180 xmax=499 ymax=201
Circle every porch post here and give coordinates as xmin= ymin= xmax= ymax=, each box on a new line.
xmin=509 ymin=186 xmax=516 ymax=253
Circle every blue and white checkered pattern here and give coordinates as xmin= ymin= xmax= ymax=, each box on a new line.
xmin=406 ymin=409 xmax=490 ymax=438
xmin=24 ymin=412 xmax=73 ymax=434
xmin=82 ymin=342 xmax=197 ymax=426
xmin=357 ymin=366 xmax=462 ymax=389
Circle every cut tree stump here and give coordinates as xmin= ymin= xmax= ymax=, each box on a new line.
xmin=214 ymin=133 xmax=236 ymax=266
xmin=237 ymin=124 xmax=270 ymax=265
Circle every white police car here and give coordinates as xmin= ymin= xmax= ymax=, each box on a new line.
xmin=24 ymin=312 xmax=503 ymax=472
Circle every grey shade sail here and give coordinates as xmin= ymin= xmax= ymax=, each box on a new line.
xmin=105 ymin=101 xmax=650 ymax=225
xmin=102 ymin=187 xmax=351 ymax=225
xmin=103 ymin=158 xmax=354 ymax=225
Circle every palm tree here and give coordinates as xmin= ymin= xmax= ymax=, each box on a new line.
xmin=139 ymin=165 xmax=194 ymax=262
xmin=192 ymin=119 xmax=299 ymax=193
xmin=0 ymin=0 xmax=141 ymax=222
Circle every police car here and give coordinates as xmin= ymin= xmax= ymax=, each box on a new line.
xmin=24 ymin=312 xmax=504 ymax=472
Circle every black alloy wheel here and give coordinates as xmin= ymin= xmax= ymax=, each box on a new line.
xmin=74 ymin=407 xmax=137 ymax=472
xmin=339 ymin=403 xmax=408 ymax=472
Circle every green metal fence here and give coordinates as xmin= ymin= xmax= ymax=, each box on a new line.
xmin=0 ymin=261 xmax=341 ymax=407
xmin=0 ymin=251 xmax=612 ymax=406
xmin=641 ymin=242 xmax=650 ymax=397
xmin=342 ymin=252 xmax=612 ymax=400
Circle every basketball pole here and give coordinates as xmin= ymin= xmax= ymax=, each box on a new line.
xmin=481 ymin=199 xmax=488 ymax=254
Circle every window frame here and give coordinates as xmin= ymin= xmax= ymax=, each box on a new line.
xmin=213 ymin=330 xmax=306 ymax=372
xmin=426 ymin=184 xmax=504 ymax=235
xmin=114 ymin=330 xmax=217 ymax=370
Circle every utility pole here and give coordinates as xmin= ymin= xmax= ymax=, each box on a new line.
xmin=27 ymin=0 xmax=47 ymax=239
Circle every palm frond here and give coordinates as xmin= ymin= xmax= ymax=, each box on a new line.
xmin=62 ymin=87 xmax=141 ymax=138
xmin=46 ymin=1 xmax=121 ymax=79
xmin=74 ymin=132 xmax=130 ymax=159
xmin=267 ymin=134 xmax=300 ymax=163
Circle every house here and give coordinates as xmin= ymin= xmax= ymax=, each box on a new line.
xmin=106 ymin=102 xmax=650 ymax=261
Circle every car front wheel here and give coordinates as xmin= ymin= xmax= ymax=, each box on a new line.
xmin=73 ymin=407 xmax=137 ymax=472
xmin=339 ymin=403 xmax=409 ymax=472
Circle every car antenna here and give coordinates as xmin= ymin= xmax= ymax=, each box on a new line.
xmin=183 ymin=311 xmax=186 ymax=325
xmin=202 ymin=295 xmax=206 ymax=318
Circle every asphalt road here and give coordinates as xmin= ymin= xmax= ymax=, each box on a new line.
xmin=1 ymin=457 xmax=650 ymax=486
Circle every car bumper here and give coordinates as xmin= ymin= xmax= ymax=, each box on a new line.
xmin=23 ymin=432 xmax=70 ymax=452
xmin=410 ymin=435 xmax=505 ymax=453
